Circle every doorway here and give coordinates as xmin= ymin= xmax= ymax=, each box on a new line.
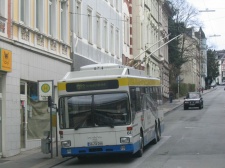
xmin=20 ymin=82 xmax=27 ymax=149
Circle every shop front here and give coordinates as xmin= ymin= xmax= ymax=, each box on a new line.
xmin=0 ymin=43 xmax=71 ymax=157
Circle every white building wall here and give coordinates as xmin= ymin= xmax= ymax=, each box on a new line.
xmin=122 ymin=1 xmax=130 ymax=60
xmin=71 ymin=0 xmax=123 ymax=70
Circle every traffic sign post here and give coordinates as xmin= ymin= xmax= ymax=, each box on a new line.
xmin=38 ymin=80 xmax=56 ymax=158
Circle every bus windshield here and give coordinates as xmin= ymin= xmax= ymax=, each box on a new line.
xmin=59 ymin=93 xmax=131 ymax=129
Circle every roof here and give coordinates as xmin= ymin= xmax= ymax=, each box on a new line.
xmin=59 ymin=63 xmax=159 ymax=82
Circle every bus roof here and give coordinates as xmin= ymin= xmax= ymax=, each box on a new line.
xmin=59 ymin=63 xmax=159 ymax=82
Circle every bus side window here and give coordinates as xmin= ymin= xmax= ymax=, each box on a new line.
xmin=142 ymin=95 xmax=147 ymax=110
xmin=135 ymin=88 xmax=141 ymax=112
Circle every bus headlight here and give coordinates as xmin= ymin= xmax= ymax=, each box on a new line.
xmin=120 ymin=137 xmax=130 ymax=143
xmin=61 ymin=140 xmax=71 ymax=148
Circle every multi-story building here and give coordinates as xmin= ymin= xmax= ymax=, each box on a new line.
xmin=130 ymin=0 xmax=170 ymax=99
xmin=180 ymin=27 xmax=199 ymax=89
xmin=216 ymin=50 xmax=225 ymax=84
xmin=122 ymin=0 xmax=132 ymax=64
xmin=197 ymin=28 xmax=207 ymax=89
xmin=70 ymin=0 xmax=123 ymax=71
xmin=0 ymin=0 xmax=72 ymax=157
xmin=159 ymin=1 xmax=171 ymax=98
xmin=180 ymin=27 xmax=207 ymax=91
xmin=0 ymin=0 xmax=172 ymax=158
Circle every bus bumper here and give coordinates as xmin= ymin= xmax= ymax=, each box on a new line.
xmin=61 ymin=144 xmax=136 ymax=157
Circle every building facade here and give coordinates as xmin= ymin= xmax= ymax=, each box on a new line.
xmin=130 ymin=0 xmax=170 ymax=99
xmin=0 ymin=0 xmax=72 ymax=157
xmin=122 ymin=0 xmax=132 ymax=64
xmin=179 ymin=27 xmax=207 ymax=91
xmin=180 ymin=28 xmax=199 ymax=89
xmin=216 ymin=50 xmax=225 ymax=84
xmin=0 ymin=0 xmax=172 ymax=158
xmin=198 ymin=28 xmax=207 ymax=89
xmin=70 ymin=0 xmax=123 ymax=71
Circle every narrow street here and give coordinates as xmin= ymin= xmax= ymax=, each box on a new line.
xmin=53 ymin=86 xmax=225 ymax=168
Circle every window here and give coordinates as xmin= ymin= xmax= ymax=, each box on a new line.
xmin=20 ymin=0 xmax=30 ymax=26
xmin=141 ymin=23 xmax=144 ymax=49
xmin=115 ymin=28 xmax=119 ymax=57
xmin=130 ymin=87 xmax=141 ymax=114
xmin=61 ymin=1 xmax=68 ymax=42
xmin=0 ymin=0 xmax=6 ymax=18
xmin=110 ymin=0 xmax=114 ymax=7
xmin=103 ymin=19 xmax=108 ymax=52
xmin=0 ymin=0 xmax=7 ymax=34
xmin=147 ymin=24 xmax=149 ymax=47
xmin=20 ymin=0 xmax=25 ymax=22
xmin=76 ymin=0 xmax=82 ymax=37
xmin=36 ymin=0 xmax=44 ymax=32
xmin=126 ymin=16 xmax=129 ymax=45
xmin=124 ymin=14 xmax=127 ymax=44
xmin=87 ymin=7 xmax=93 ymax=43
xmin=96 ymin=14 xmax=101 ymax=48
xmin=115 ymin=0 xmax=119 ymax=11
xmin=49 ymin=0 xmax=57 ymax=37
xmin=59 ymin=93 xmax=130 ymax=129
xmin=27 ymin=82 xmax=49 ymax=139
xmin=110 ymin=24 xmax=114 ymax=55
xmin=20 ymin=82 xmax=25 ymax=94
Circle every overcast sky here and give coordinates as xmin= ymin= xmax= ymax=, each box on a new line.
xmin=186 ymin=0 xmax=225 ymax=50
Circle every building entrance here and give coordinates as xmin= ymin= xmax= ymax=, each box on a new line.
xmin=20 ymin=82 xmax=27 ymax=149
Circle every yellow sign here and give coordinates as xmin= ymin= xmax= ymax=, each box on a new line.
xmin=0 ymin=48 xmax=12 ymax=72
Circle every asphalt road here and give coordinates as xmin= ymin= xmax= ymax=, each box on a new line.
xmin=54 ymin=86 xmax=225 ymax=168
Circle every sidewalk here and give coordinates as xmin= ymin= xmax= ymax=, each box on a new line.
xmin=0 ymin=145 xmax=71 ymax=168
xmin=0 ymin=88 xmax=215 ymax=168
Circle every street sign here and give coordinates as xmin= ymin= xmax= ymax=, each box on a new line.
xmin=38 ymin=80 xmax=53 ymax=101
xmin=0 ymin=48 xmax=12 ymax=72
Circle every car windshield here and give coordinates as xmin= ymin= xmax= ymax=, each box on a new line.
xmin=58 ymin=93 xmax=131 ymax=129
xmin=188 ymin=93 xmax=200 ymax=99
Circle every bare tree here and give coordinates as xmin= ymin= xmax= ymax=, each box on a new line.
xmin=168 ymin=0 xmax=203 ymax=93
xmin=170 ymin=0 xmax=201 ymax=27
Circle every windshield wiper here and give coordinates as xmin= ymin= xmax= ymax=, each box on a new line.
xmin=94 ymin=112 xmax=114 ymax=128
xmin=74 ymin=124 xmax=82 ymax=130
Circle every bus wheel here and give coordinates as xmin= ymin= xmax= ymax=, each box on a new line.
xmin=158 ymin=121 xmax=161 ymax=141
xmin=152 ymin=124 xmax=158 ymax=144
xmin=136 ymin=133 xmax=144 ymax=157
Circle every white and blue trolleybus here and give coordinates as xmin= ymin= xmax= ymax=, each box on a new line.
xmin=58 ymin=63 xmax=164 ymax=158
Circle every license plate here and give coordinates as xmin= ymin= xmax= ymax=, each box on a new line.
xmin=88 ymin=141 xmax=103 ymax=146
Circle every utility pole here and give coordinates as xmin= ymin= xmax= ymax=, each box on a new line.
xmin=199 ymin=29 xmax=202 ymax=91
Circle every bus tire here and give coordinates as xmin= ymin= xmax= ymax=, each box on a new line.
xmin=152 ymin=124 xmax=158 ymax=144
xmin=136 ymin=133 xmax=144 ymax=157
xmin=158 ymin=121 xmax=161 ymax=141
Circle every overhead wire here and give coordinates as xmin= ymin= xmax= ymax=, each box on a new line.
xmin=201 ymin=0 xmax=224 ymax=49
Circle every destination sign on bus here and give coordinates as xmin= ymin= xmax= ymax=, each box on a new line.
xmin=66 ymin=80 xmax=119 ymax=92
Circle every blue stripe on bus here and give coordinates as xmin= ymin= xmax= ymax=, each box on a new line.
xmin=61 ymin=142 xmax=140 ymax=157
